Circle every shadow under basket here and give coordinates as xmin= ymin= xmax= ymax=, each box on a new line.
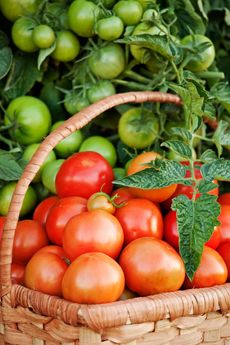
xmin=1 ymin=91 xmax=230 ymax=345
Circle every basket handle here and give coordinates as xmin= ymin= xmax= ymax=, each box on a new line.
xmin=0 ymin=91 xmax=181 ymax=291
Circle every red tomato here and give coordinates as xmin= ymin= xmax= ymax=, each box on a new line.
xmin=45 ymin=196 xmax=87 ymax=246
xmin=127 ymin=151 xmax=177 ymax=203
xmin=56 ymin=151 xmax=114 ymax=198
xmin=111 ymin=187 xmax=133 ymax=205
xmin=33 ymin=196 xmax=59 ymax=227
xmin=183 ymin=246 xmax=228 ymax=289
xmin=13 ymin=220 xmax=49 ymax=264
xmin=11 ymin=263 xmax=25 ymax=285
xmin=219 ymin=205 xmax=230 ymax=244
xmin=0 ymin=216 xmax=6 ymax=241
xmin=217 ymin=242 xmax=230 ymax=281
xmin=115 ymin=198 xmax=163 ymax=245
xmin=164 ymin=210 xmax=221 ymax=250
xmin=36 ymin=245 xmax=67 ymax=260
xmin=218 ymin=193 xmax=230 ymax=206
xmin=62 ymin=252 xmax=125 ymax=303
xmin=119 ymin=237 xmax=185 ymax=296
xmin=63 ymin=209 xmax=124 ymax=262
xmin=162 ymin=161 xmax=219 ymax=210
xmin=24 ymin=252 xmax=68 ymax=296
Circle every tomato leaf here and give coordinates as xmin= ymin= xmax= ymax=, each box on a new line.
xmin=172 ymin=194 xmax=220 ymax=280
xmin=161 ymin=140 xmax=193 ymax=159
xmin=212 ymin=120 xmax=230 ymax=156
xmin=201 ymin=159 xmax=230 ymax=181
xmin=197 ymin=179 xmax=218 ymax=193
xmin=200 ymin=149 xmax=218 ymax=163
xmin=210 ymin=82 xmax=230 ymax=113
xmin=113 ymin=160 xmax=188 ymax=189
xmin=0 ymin=30 xmax=9 ymax=49
xmin=0 ymin=47 xmax=13 ymax=80
xmin=37 ymin=42 xmax=56 ymax=70
xmin=167 ymin=127 xmax=192 ymax=141
xmin=0 ymin=151 xmax=24 ymax=182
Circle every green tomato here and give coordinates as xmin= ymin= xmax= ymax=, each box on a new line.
xmin=113 ymin=0 xmax=143 ymax=25
xmin=11 ymin=17 xmax=38 ymax=53
xmin=5 ymin=96 xmax=52 ymax=145
xmin=118 ymin=107 xmax=159 ymax=149
xmin=96 ymin=16 xmax=124 ymax=41
xmin=33 ymin=182 xmax=51 ymax=202
xmin=41 ymin=159 xmax=64 ymax=194
xmin=0 ymin=182 xmax=37 ymax=217
xmin=51 ymin=121 xmax=83 ymax=158
xmin=0 ymin=0 xmax=41 ymax=22
xmin=64 ymin=91 xmax=90 ymax=115
xmin=87 ymin=80 xmax=116 ymax=103
xmin=113 ymin=167 xmax=126 ymax=180
xmin=32 ymin=24 xmax=56 ymax=49
xmin=79 ymin=136 xmax=117 ymax=167
xmin=51 ymin=30 xmax=80 ymax=62
xmin=88 ymin=43 xmax=125 ymax=79
xmin=22 ymin=144 xmax=56 ymax=182
xmin=181 ymin=34 xmax=215 ymax=72
xmin=68 ymin=0 xmax=99 ymax=37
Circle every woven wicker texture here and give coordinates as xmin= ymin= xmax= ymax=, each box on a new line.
xmin=1 ymin=91 xmax=230 ymax=345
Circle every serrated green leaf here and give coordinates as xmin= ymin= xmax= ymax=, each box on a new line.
xmin=116 ymin=34 xmax=174 ymax=60
xmin=0 ymin=47 xmax=13 ymax=80
xmin=201 ymin=159 xmax=230 ymax=182
xmin=162 ymin=140 xmax=193 ymax=159
xmin=210 ymin=82 xmax=230 ymax=113
xmin=0 ymin=152 xmax=24 ymax=182
xmin=197 ymin=179 xmax=218 ymax=193
xmin=172 ymin=194 xmax=220 ymax=280
xmin=113 ymin=160 xmax=188 ymax=189
xmin=169 ymin=127 xmax=192 ymax=141
xmin=37 ymin=42 xmax=56 ymax=70
xmin=192 ymin=115 xmax=202 ymax=132
xmin=200 ymin=149 xmax=218 ymax=163
xmin=213 ymin=120 xmax=230 ymax=156
xmin=202 ymin=101 xmax=216 ymax=119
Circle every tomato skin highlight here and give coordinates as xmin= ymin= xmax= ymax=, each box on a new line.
xmin=183 ymin=246 xmax=228 ymax=289
xmin=62 ymin=252 xmax=125 ymax=304
xmin=45 ymin=196 xmax=87 ymax=246
xmin=24 ymin=252 xmax=68 ymax=296
xmin=55 ymin=151 xmax=114 ymax=199
xmin=63 ymin=209 xmax=124 ymax=261
xmin=119 ymin=237 xmax=185 ymax=296
xmin=127 ymin=151 xmax=177 ymax=203
xmin=115 ymin=198 xmax=163 ymax=245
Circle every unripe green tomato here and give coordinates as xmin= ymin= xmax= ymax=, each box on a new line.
xmin=0 ymin=0 xmax=41 ymax=22
xmin=87 ymin=80 xmax=116 ymax=103
xmin=32 ymin=24 xmax=56 ymax=49
xmin=12 ymin=17 xmax=38 ymax=53
xmin=113 ymin=0 xmax=143 ymax=25
xmin=64 ymin=92 xmax=90 ymax=115
xmin=22 ymin=144 xmax=56 ymax=182
xmin=79 ymin=136 xmax=117 ymax=167
xmin=0 ymin=182 xmax=37 ymax=217
xmin=51 ymin=121 xmax=83 ymax=158
xmin=113 ymin=167 xmax=126 ymax=180
xmin=51 ymin=30 xmax=80 ymax=62
xmin=181 ymin=34 xmax=215 ymax=72
xmin=41 ymin=159 xmax=65 ymax=194
xmin=33 ymin=183 xmax=51 ymax=202
xmin=96 ymin=16 xmax=124 ymax=41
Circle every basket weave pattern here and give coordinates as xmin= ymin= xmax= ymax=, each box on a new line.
xmin=1 ymin=91 xmax=230 ymax=345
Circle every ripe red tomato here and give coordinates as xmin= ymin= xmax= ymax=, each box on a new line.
xmin=13 ymin=220 xmax=49 ymax=265
xmin=164 ymin=210 xmax=221 ymax=250
xmin=11 ymin=263 xmax=25 ymax=285
xmin=111 ymin=187 xmax=133 ymax=205
xmin=62 ymin=252 xmax=125 ymax=303
xmin=219 ymin=205 xmax=230 ymax=244
xmin=24 ymin=252 xmax=68 ymax=296
xmin=33 ymin=196 xmax=59 ymax=227
xmin=0 ymin=216 xmax=6 ymax=240
xmin=218 ymin=193 xmax=230 ymax=206
xmin=63 ymin=209 xmax=124 ymax=261
xmin=36 ymin=245 xmax=67 ymax=260
xmin=119 ymin=237 xmax=185 ymax=296
xmin=183 ymin=246 xmax=228 ymax=289
xmin=217 ymin=242 xmax=230 ymax=280
xmin=55 ymin=151 xmax=114 ymax=198
xmin=127 ymin=151 xmax=177 ymax=203
xmin=45 ymin=196 xmax=87 ymax=246
xmin=87 ymin=192 xmax=116 ymax=214
xmin=162 ymin=161 xmax=219 ymax=210
xmin=115 ymin=198 xmax=163 ymax=245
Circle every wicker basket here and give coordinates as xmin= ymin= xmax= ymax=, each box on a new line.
xmin=1 ymin=91 xmax=230 ymax=345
